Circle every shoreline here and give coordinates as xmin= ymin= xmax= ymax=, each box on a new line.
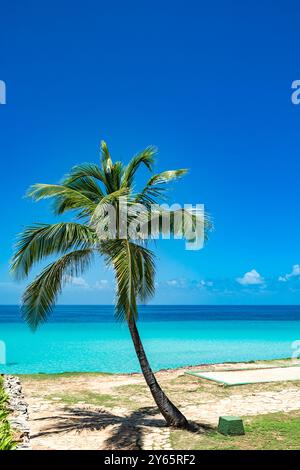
xmin=14 ymin=356 xmax=296 ymax=378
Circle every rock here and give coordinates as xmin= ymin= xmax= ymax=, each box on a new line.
xmin=2 ymin=375 xmax=30 ymax=450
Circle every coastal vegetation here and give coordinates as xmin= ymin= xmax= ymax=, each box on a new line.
xmin=0 ymin=377 xmax=15 ymax=450
xmin=170 ymin=411 xmax=300 ymax=450
xmin=11 ymin=141 xmax=209 ymax=429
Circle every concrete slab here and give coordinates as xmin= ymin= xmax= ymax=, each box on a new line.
xmin=185 ymin=365 xmax=300 ymax=386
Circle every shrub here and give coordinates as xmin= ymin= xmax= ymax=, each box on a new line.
xmin=0 ymin=377 xmax=15 ymax=450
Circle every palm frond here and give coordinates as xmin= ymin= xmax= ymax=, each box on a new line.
xmin=101 ymin=240 xmax=155 ymax=321
xmin=121 ymin=146 xmax=157 ymax=188
xmin=136 ymin=169 xmax=187 ymax=206
xmin=100 ymin=140 xmax=123 ymax=193
xmin=22 ymin=249 xmax=93 ymax=330
xmin=110 ymin=161 xmax=124 ymax=192
xmin=11 ymin=223 xmax=97 ymax=280
xmin=134 ymin=244 xmax=155 ymax=303
xmin=63 ymin=177 xmax=105 ymax=202
xmin=27 ymin=184 xmax=96 ymax=217
xmin=100 ymin=140 xmax=113 ymax=172
xmin=61 ymin=162 xmax=106 ymax=187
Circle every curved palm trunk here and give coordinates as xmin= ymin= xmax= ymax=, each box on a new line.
xmin=128 ymin=317 xmax=188 ymax=428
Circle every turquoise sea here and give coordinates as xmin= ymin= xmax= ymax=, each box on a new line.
xmin=0 ymin=305 xmax=300 ymax=374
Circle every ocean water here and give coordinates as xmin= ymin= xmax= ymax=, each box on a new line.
xmin=0 ymin=305 xmax=300 ymax=374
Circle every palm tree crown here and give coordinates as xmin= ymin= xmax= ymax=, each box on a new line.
xmin=11 ymin=141 xmax=208 ymax=329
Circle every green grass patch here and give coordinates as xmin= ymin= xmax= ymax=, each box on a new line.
xmin=170 ymin=410 xmax=300 ymax=450
xmin=18 ymin=371 xmax=113 ymax=381
xmin=46 ymin=390 xmax=118 ymax=407
xmin=116 ymin=384 xmax=148 ymax=395
xmin=0 ymin=377 xmax=16 ymax=450
xmin=45 ymin=389 xmax=137 ymax=409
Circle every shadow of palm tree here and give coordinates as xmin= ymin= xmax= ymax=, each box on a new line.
xmin=31 ymin=405 xmax=215 ymax=449
xmin=104 ymin=406 xmax=166 ymax=449
xmin=31 ymin=405 xmax=165 ymax=449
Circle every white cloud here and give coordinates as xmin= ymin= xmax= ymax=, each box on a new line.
xmin=166 ymin=279 xmax=180 ymax=287
xmin=94 ymin=280 xmax=109 ymax=290
xmin=292 ymin=265 xmax=300 ymax=276
xmin=164 ymin=278 xmax=214 ymax=289
xmin=65 ymin=276 xmax=111 ymax=290
xmin=67 ymin=276 xmax=90 ymax=289
xmin=237 ymin=269 xmax=264 ymax=286
xmin=279 ymin=264 xmax=300 ymax=282
xmin=165 ymin=278 xmax=188 ymax=288
xmin=198 ymin=280 xmax=214 ymax=287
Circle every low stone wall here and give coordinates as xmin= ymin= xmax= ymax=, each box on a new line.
xmin=3 ymin=375 xmax=30 ymax=449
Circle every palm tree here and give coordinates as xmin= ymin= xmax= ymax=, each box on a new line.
xmin=10 ymin=141 xmax=209 ymax=428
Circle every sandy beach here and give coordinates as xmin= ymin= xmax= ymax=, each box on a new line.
xmin=18 ymin=358 xmax=300 ymax=450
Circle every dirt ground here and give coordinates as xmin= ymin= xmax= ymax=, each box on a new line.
xmin=20 ymin=359 xmax=300 ymax=450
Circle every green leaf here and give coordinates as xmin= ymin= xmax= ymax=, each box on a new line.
xmin=62 ymin=162 xmax=107 ymax=187
xmin=11 ymin=223 xmax=96 ymax=280
xmin=136 ymin=168 xmax=188 ymax=206
xmin=101 ymin=240 xmax=155 ymax=321
xmin=22 ymin=249 xmax=93 ymax=330
xmin=121 ymin=146 xmax=157 ymax=188
xmin=27 ymin=183 xmax=97 ymax=217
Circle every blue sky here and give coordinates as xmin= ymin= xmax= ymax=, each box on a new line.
xmin=1 ymin=0 xmax=300 ymax=304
